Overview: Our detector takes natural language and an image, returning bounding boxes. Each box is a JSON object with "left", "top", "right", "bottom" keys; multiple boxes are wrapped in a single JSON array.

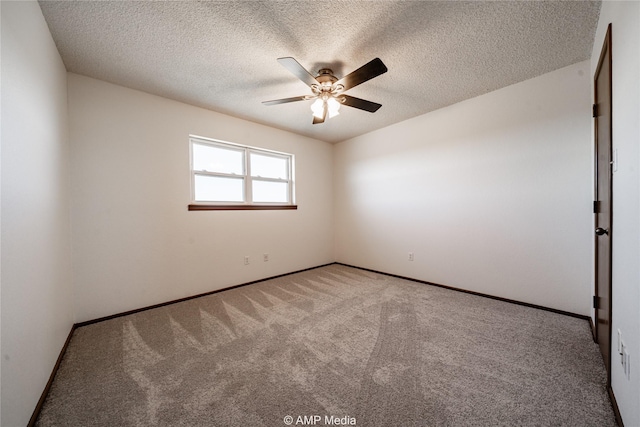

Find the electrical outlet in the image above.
[
  {"left": 408, "top": 252, "right": 414, "bottom": 261},
  {"left": 244, "top": 256, "right": 250, "bottom": 265},
  {"left": 624, "top": 349, "right": 630, "bottom": 380},
  {"left": 617, "top": 330, "right": 631, "bottom": 380},
  {"left": 618, "top": 329, "right": 623, "bottom": 354},
  {"left": 263, "top": 253, "right": 269, "bottom": 262}
]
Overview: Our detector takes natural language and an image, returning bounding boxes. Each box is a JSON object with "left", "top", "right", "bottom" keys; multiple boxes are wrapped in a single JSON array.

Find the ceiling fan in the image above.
[{"left": 263, "top": 57, "right": 388, "bottom": 124}]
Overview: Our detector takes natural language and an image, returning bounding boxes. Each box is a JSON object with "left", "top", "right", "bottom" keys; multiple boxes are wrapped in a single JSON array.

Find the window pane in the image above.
[
  {"left": 193, "top": 143, "right": 243, "bottom": 175},
  {"left": 194, "top": 175, "right": 244, "bottom": 202},
  {"left": 252, "top": 180, "right": 288, "bottom": 203},
  {"left": 250, "top": 153, "right": 288, "bottom": 179}
]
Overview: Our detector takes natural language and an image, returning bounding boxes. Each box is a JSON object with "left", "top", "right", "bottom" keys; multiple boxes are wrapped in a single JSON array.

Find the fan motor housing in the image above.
[{"left": 316, "top": 68, "right": 338, "bottom": 85}]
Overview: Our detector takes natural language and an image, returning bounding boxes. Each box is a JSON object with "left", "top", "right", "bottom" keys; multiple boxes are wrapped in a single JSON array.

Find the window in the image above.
[{"left": 189, "top": 136, "right": 296, "bottom": 210}]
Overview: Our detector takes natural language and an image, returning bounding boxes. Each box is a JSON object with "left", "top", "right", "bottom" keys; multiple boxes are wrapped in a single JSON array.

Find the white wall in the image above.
[
  {"left": 2, "top": 2, "right": 630, "bottom": 424},
  {"left": 591, "top": 2, "right": 640, "bottom": 425},
  {"left": 68, "top": 74, "right": 334, "bottom": 323},
  {"left": 334, "top": 61, "right": 593, "bottom": 316},
  {"left": 1, "top": 2, "right": 74, "bottom": 426}
]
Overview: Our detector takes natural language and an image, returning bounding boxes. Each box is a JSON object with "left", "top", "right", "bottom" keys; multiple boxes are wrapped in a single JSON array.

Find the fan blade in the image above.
[
  {"left": 341, "top": 95, "right": 382, "bottom": 113},
  {"left": 335, "top": 58, "right": 387, "bottom": 92},
  {"left": 312, "top": 102, "right": 327, "bottom": 124},
  {"left": 340, "top": 95, "right": 382, "bottom": 113},
  {"left": 277, "top": 57, "right": 318, "bottom": 88},
  {"left": 262, "top": 96, "right": 308, "bottom": 106}
]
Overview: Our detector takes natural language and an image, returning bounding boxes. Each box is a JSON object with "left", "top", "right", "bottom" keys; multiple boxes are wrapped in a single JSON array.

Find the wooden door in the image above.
[{"left": 594, "top": 24, "right": 613, "bottom": 383}]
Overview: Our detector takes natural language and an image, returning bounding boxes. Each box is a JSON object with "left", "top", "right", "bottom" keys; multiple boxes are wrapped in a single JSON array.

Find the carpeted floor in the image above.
[{"left": 36, "top": 264, "right": 616, "bottom": 426}]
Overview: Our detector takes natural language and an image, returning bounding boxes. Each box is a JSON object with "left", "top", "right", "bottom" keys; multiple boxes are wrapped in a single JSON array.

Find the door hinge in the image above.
[
  {"left": 593, "top": 295, "right": 599, "bottom": 309},
  {"left": 593, "top": 200, "right": 599, "bottom": 213},
  {"left": 593, "top": 103, "right": 598, "bottom": 118}
]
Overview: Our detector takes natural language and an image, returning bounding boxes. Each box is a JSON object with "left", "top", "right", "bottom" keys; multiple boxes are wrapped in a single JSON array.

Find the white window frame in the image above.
[{"left": 189, "top": 135, "right": 295, "bottom": 208}]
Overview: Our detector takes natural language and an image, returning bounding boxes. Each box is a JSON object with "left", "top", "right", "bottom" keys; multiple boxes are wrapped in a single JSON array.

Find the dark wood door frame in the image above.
[{"left": 593, "top": 23, "right": 613, "bottom": 387}]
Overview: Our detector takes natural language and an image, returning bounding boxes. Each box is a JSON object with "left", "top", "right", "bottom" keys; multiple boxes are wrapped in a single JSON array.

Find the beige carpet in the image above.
[{"left": 36, "top": 264, "right": 615, "bottom": 426}]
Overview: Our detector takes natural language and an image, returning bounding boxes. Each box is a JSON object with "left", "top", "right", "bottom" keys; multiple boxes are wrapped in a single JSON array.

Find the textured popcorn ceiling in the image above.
[{"left": 39, "top": 1, "right": 601, "bottom": 144}]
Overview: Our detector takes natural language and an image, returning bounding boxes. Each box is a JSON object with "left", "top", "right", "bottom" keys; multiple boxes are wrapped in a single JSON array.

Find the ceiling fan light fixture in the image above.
[
  {"left": 311, "top": 98, "right": 325, "bottom": 119},
  {"left": 327, "top": 97, "right": 341, "bottom": 118}
]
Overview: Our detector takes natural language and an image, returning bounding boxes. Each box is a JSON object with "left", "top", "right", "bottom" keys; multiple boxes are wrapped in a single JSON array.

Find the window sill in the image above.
[{"left": 188, "top": 204, "right": 297, "bottom": 211}]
